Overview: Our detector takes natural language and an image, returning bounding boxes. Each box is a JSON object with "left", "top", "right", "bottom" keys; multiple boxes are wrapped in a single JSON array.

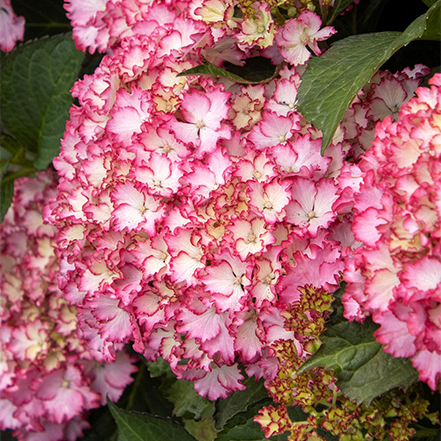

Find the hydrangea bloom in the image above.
[
  {"left": 0, "top": 170, "right": 137, "bottom": 441},
  {"left": 275, "top": 10, "right": 336, "bottom": 66},
  {"left": 47, "top": 0, "right": 346, "bottom": 402},
  {"left": 339, "top": 66, "right": 430, "bottom": 156},
  {"left": 342, "top": 74, "right": 441, "bottom": 391},
  {"left": 4, "top": 1, "right": 437, "bottom": 440},
  {"left": 0, "top": 0, "right": 25, "bottom": 52}
]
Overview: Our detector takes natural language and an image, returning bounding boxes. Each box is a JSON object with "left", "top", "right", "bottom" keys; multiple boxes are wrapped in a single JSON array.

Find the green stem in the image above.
[
  {"left": 1, "top": 168, "right": 35, "bottom": 184},
  {"left": 126, "top": 362, "right": 146, "bottom": 411}
]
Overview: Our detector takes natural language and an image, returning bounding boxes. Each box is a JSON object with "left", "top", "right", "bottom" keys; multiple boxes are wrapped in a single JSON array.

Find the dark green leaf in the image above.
[
  {"left": 12, "top": 0, "right": 71, "bottom": 41},
  {"left": 298, "top": 314, "right": 419, "bottom": 405},
  {"left": 421, "top": 0, "right": 438, "bottom": 7},
  {"left": 107, "top": 399, "right": 197, "bottom": 441},
  {"left": 297, "top": 1, "right": 441, "bottom": 154},
  {"left": 0, "top": 33, "right": 84, "bottom": 169},
  {"left": 315, "top": 428, "right": 340, "bottom": 441},
  {"left": 420, "top": 0, "right": 441, "bottom": 40},
  {"left": 286, "top": 406, "right": 308, "bottom": 423},
  {"left": 355, "top": 0, "right": 392, "bottom": 35},
  {"left": 215, "top": 378, "right": 269, "bottom": 431},
  {"left": 411, "top": 425, "right": 441, "bottom": 440},
  {"left": 0, "top": 430, "right": 17, "bottom": 441},
  {"left": 216, "top": 417, "right": 288, "bottom": 441},
  {"left": 81, "top": 405, "right": 117, "bottom": 441},
  {"left": 127, "top": 361, "right": 175, "bottom": 417},
  {"left": 0, "top": 159, "right": 11, "bottom": 178},
  {"left": 177, "top": 58, "right": 281, "bottom": 85},
  {"left": 167, "top": 379, "right": 214, "bottom": 420},
  {"left": 0, "top": 168, "right": 35, "bottom": 223},
  {"left": 222, "top": 57, "right": 282, "bottom": 84},
  {"left": 177, "top": 60, "right": 252, "bottom": 83},
  {"left": 327, "top": 0, "right": 355, "bottom": 25},
  {"left": 147, "top": 358, "right": 174, "bottom": 378},
  {"left": 1, "top": 136, "right": 21, "bottom": 157},
  {"left": 297, "top": 32, "right": 398, "bottom": 153},
  {"left": 0, "top": 177, "right": 14, "bottom": 222},
  {"left": 183, "top": 418, "right": 216, "bottom": 441}
]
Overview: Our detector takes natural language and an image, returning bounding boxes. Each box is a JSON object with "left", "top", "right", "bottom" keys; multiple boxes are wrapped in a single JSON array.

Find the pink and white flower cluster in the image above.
[
  {"left": 46, "top": 0, "right": 350, "bottom": 400},
  {"left": 64, "top": 0, "right": 335, "bottom": 70},
  {"left": 343, "top": 74, "right": 441, "bottom": 391},
  {"left": 339, "top": 65, "right": 430, "bottom": 157},
  {"left": 0, "top": 170, "right": 137, "bottom": 441}
]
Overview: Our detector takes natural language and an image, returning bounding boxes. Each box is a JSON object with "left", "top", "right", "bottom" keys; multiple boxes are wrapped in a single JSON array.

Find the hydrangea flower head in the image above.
[
  {"left": 45, "top": 0, "right": 351, "bottom": 404},
  {"left": 343, "top": 73, "right": 441, "bottom": 391},
  {"left": 0, "top": 170, "right": 137, "bottom": 441}
]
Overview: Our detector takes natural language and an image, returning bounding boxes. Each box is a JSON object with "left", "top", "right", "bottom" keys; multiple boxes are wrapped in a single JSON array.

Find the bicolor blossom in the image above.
[
  {"left": 275, "top": 10, "right": 336, "bottom": 66},
  {"left": 44, "top": 0, "right": 348, "bottom": 406},
  {"left": 342, "top": 74, "right": 441, "bottom": 391},
  {"left": 0, "top": 171, "right": 137, "bottom": 441},
  {"left": 1, "top": 1, "right": 431, "bottom": 440}
]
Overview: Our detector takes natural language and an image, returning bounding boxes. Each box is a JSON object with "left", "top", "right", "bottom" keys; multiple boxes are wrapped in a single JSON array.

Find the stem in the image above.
[
  {"left": 352, "top": 3, "right": 357, "bottom": 35},
  {"left": 1, "top": 168, "right": 35, "bottom": 184},
  {"left": 126, "top": 362, "right": 146, "bottom": 411}
]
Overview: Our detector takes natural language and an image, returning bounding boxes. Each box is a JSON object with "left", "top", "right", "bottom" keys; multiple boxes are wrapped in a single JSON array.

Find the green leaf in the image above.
[
  {"left": 12, "top": 0, "right": 72, "bottom": 41},
  {"left": 0, "top": 33, "right": 84, "bottom": 169},
  {"left": 215, "top": 378, "right": 269, "bottom": 431},
  {"left": 216, "top": 417, "right": 288, "bottom": 441},
  {"left": 297, "top": 300, "right": 419, "bottom": 405},
  {"left": 177, "top": 60, "right": 252, "bottom": 83},
  {"left": 327, "top": 0, "right": 355, "bottom": 25},
  {"left": 297, "top": 1, "right": 441, "bottom": 154},
  {"left": 183, "top": 418, "right": 216, "bottom": 441},
  {"left": 167, "top": 379, "right": 214, "bottom": 420},
  {"left": 127, "top": 361, "right": 175, "bottom": 418},
  {"left": 177, "top": 58, "right": 281, "bottom": 85},
  {"left": 420, "top": 1, "right": 441, "bottom": 40},
  {"left": 421, "top": 0, "right": 437, "bottom": 7},
  {"left": 107, "top": 399, "right": 198, "bottom": 441},
  {"left": 0, "top": 177, "right": 14, "bottom": 222},
  {"left": 412, "top": 424, "right": 441, "bottom": 440},
  {"left": 148, "top": 357, "right": 175, "bottom": 378},
  {"left": 0, "top": 168, "right": 36, "bottom": 223}
]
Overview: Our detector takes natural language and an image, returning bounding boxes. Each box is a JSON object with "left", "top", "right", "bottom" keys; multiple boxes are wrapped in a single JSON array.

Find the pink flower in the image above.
[
  {"left": 0, "top": 0, "right": 25, "bottom": 52},
  {"left": 248, "top": 179, "right": 291, "bottom": 224},
  {"left": 106, "top": 87, "right": 153, "bottom": 146},
  {"left": 229, "top": 216, "right": 276, "bottom": 260},
  {"left": 236, "top": 2, "right": 275, "bottom": 49},
  {"left": 131, "top": 152, "right": 183, "bottom": 198},
  {"left": 249, "top": 111, "right": 300, "bottom": 150},
  {"left": 64, "top": 0, "right": 112, "bottom": 52},
  {"left": 112, "top": 181, "right": 165, "bottom": 234},
  {"left": 275, "top": 11, "right": 336, "bottom": 66},
  {"left": 83, "top": 352, "right": 138, "bottom": 405},
  {"left": 166, "top": 228, "right": 207, "bottom": 285},
  {"left": 45, "top": 0, "right": 352, "bottom": 406},
  {"left": 0, "top": 171, "right": 137, "bottom": 439},
  {"left": 343, "top": 74, "right": 441, "bottom": 391},
  {"left": 190, "top": 363, "right": 246, "bottom": 400},
  {"left": 201, "top": 250, "right": 252, "bottom": 313},
  {"left": 286, "top": 177, "right": 339, "bottom": 237},
  {"left": 171, "top": 87, "right": 232, "bottom": 157},
  {"left": 36, "top": 366, "right": 99, "bottom": 424},
  {"left": 266, "top": 76, "right": 301, "bottom": 116}
]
